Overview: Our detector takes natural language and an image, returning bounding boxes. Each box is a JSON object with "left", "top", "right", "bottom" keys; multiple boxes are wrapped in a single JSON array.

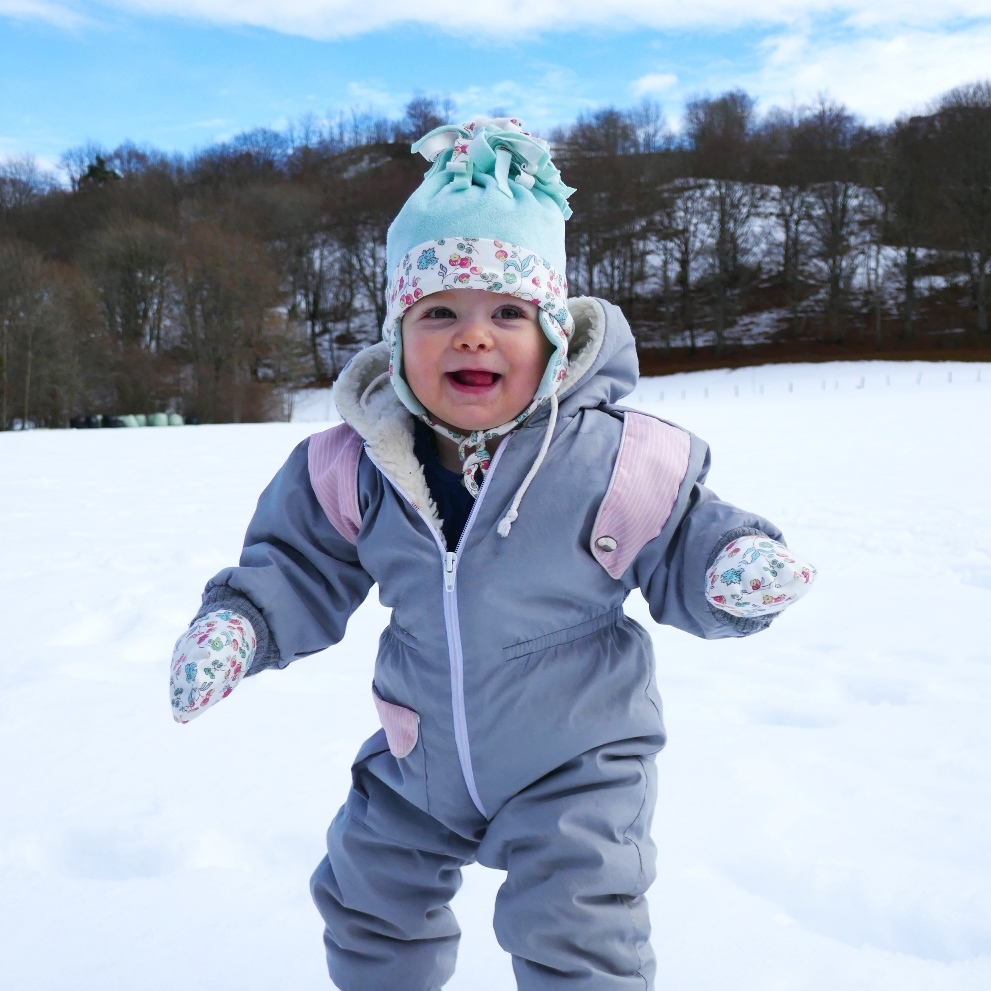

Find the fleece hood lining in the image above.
[{"left": 334, "top": 350, "right": 442, "bottom": 532}]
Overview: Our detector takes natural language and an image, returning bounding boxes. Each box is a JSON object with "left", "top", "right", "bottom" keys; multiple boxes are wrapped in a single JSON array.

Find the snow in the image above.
[{"left": 2, "top": 359, "right": 990, "bottom": 991}]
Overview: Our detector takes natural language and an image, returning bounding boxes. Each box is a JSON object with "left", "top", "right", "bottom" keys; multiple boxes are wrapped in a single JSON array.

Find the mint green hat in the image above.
[{"left": 383, "top": 117, "right": 576, "bottom": 499}]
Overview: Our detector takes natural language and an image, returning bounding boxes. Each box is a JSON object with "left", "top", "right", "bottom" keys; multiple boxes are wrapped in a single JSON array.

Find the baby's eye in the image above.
[
  {"left": 423, "top": 306, "right": 456, "bottom": 319},
  {"left": 494, "top": 305, "right": 526, "bottom": 319}
]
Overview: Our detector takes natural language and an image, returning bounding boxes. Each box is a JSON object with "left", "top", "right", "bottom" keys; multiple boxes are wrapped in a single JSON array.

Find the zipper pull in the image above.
[{"left": 444, "top": 551, "right": 458, "bottom": 591}]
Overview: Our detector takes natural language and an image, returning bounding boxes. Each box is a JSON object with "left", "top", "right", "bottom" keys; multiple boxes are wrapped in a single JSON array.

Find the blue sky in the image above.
[{"left": 2, "top": 2, "right": 990, "bottom": 167}]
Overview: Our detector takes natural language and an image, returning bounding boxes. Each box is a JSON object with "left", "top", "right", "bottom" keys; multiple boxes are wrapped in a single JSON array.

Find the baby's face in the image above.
[{"left": 402, "top": 288, "right": 551, "bottom": 432}]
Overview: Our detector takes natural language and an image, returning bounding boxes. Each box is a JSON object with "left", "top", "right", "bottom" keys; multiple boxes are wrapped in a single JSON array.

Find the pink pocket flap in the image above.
[{"left": 371, "top": 684, "right": 420, "bottom": 758}]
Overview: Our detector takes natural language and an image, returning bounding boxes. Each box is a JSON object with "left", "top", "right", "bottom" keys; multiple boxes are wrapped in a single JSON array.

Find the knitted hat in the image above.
[{"left": 383, "top": 117, "right": 576, "bottom": 497}]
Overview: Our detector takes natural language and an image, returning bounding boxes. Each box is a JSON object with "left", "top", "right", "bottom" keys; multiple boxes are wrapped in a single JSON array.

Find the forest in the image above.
[{"left": 1, "top": 84, "right": 989, "bottom": 428}]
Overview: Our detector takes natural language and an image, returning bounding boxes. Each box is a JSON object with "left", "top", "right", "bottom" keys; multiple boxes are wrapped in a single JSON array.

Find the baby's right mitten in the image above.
[{"left": 170, "top": 611, "right": 256, "bottom": 723}]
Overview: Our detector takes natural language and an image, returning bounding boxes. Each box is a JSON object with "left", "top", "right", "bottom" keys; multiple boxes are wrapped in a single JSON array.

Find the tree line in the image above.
[{"left": 1, "top": 86, "right": 989, "bottom": 428}]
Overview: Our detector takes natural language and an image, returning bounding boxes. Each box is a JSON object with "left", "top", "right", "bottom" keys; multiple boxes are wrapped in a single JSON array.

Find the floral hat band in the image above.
[{"left": 383, "top": 236, "right": 573, "bottom": 344}]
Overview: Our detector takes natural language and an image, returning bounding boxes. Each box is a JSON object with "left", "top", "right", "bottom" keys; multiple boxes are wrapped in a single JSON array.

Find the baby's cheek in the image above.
[
  {"left": 399, "top": 331, "right": 433, "bottom": 395},
  {"left": 527, "top": 339, "right": 553, "bottom": 389},
  {"left": 519, "top": 323, "right": 553, "bottom": 384}
]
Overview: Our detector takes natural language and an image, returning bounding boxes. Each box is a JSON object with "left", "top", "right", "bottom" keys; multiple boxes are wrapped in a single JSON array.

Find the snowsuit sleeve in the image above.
[
  {"left": 195, "top": 438, "right": 374, "bottom": 674},
  {"left": 631, "top": 431, "right": 784, "bottom": 639}
]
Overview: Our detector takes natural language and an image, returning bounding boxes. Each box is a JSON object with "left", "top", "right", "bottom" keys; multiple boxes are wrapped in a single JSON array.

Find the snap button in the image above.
[{"left": 595, "top": 536, "right": 618, "bottom": 552}]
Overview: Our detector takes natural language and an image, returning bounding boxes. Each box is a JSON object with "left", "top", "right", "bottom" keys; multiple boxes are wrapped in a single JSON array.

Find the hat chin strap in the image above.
[
  {"left": 496, "top": 391, "right": 558, "bottom": 537},
  {"left": 426, "top": 415, "right": 521, "bottom": 498},
  {"left": 423, "top": 387, "right": 559, "bottom": 534}
]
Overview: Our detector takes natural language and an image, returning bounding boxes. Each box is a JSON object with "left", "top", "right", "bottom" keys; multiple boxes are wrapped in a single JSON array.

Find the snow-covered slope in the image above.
[{"left": 2, "top": 361, "right": 989, "bottom": 991}]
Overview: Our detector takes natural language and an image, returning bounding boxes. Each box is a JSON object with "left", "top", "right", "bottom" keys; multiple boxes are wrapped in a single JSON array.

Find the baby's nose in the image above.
[{"left": 455, "top": 321, "right": 493, "bottom": 349}]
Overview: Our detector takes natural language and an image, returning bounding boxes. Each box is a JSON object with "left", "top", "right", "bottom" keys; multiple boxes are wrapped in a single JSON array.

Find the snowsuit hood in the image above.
[{"left": 333, "top": 296, "right": 635, "bottom": 531}]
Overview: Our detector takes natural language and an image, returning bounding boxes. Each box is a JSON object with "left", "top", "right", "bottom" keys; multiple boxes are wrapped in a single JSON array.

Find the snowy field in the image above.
[{"left": 2, "top": 360, "right": 990, "bottom": 991}]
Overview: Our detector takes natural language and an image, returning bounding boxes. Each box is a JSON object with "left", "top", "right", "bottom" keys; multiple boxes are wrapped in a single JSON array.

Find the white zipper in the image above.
[{"left": 364, "top": 438, "right": 512, "bottom": 818}]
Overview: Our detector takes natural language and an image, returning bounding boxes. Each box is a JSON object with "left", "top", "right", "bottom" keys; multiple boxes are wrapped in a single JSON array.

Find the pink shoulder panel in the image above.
[
  {"left": 307, "top": 423, "right": 364, "bottom": 545},
  {"left": 591, "top": 413, "right": 692, "bottom": 579}
]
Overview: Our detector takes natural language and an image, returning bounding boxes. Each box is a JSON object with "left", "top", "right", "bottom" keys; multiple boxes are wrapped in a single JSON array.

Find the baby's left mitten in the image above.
[
  {"left": 170, "top": 611, "right": 256, "bottom": 723},
  {"left": 706, "top": 534, "right": 816, "bottom": 618}
]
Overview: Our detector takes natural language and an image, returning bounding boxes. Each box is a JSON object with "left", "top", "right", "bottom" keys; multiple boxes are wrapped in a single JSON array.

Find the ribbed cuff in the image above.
[
  {"left": 195, "top": 585, "right": 280, "bottom": 675},
  {"left": 705, "top": 528, "right": 777, "bottom": 634}
]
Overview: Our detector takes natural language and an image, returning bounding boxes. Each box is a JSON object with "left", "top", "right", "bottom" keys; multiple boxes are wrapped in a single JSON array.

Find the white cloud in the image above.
[
  {"left": 0, "top": 0, "right": 88, "bottom": 27},
  {"left": 345, "top": 80, "right": 405, "bottom": 114},
  {"left": 5, "top": 1, "right": 989, "bottom": 140},
  {"left": 748, "top": 24, "right": 991, "bottom": 121},
  {"left": 63, "top": 1, "right": 991, "bottom": 40},
  {"left": 325, "top": 73, "right": 593, "bottom": 135},
  {"left": 633, "top": 72, "right": 679, "bottom": 96},
  {"left": 0, "top": 145, "right": 63, "bottom": 173},
  {"left": 446, "top": 73, "right": 589, "bottom": 132}
]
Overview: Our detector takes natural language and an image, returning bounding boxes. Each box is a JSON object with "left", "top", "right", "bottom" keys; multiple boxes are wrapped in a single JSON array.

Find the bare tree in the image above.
[
  {"left": 561, "top": 142, "right": 664, "bottom": 315},
  {"left": 808, "top": 180, "right": 855, "bottom": 342},
  {"left": 0, "top": 238, "right": 35, "bottom": 431},
  {"left": 932, "top": 81, "right": 991, "bottom": 332},
  {"left": 83, "top": 219, "right": 175, "bottom": 351},
  {"left": 560, "top": 107, "right": 638, "bottom": 156},
  {"left": 758, "top": 107, "right": 815, "bottom": 337},
  {"left": 60, "top": 143, "right": 107, "bottom": 191},
  {"left": 274, "top": 185, "right": 354, "bottom": 380},
  {"left": 628, "top": 100, "right": 672, "bottom": 154},
  {"left": 0, "top": 157, "right": 56, "bottom": 215},
  {"left": 287, "top": 227, "right": 356, "bottom": 381},
  {"left": 798, "top": 99, "right": 868, "bottom": 342},
  {"left": 887, "top": 116, "right": 937, "bottom": 338},
  {"left": 174, "top": 220, "right": 281, "bottom": 422},
  {"left": 333, "top": 147, "right": 423, "bottom": 368},
  {"left": 0, "top": 242, "right": 95, "bottom": 428},
  {"left": 686, "top": 91, "right": 761, "bottom": 350},
  {"left": 780, "top": 185, "right": 812, "bottom": 336},
  {"left": 685, "top": 90, "right": 755, "bottom": 161},
  {"left": 669, "top": 181, "right": 712, "bottom": 350},
  {"left": 401, "top": 94, "right": 455, "bottom": 140},
  {"left": 260, "top": 311, "right": 312, "bottom": 422},
  {"left": 862, "top": 183, "right": 891, "bottom": 347}
]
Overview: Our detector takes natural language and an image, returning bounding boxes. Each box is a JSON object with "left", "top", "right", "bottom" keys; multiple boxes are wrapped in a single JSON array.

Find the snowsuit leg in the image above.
[
  {"left": 477, "top": 742, "right": 658, "bottom": 991},
  {"left": 310, "top": 750, "right": 478, "bottom": 991}
]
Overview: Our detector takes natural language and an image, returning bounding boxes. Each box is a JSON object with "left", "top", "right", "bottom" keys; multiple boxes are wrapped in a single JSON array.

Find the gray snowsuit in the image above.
[{"left": 196, "top": 297, "right": 782, "bottom": 991}]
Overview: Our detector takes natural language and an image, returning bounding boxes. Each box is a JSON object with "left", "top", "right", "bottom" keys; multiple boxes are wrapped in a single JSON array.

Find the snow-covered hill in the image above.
[{"left": 2, "top": 360, "right": 989, "bottom": 990}]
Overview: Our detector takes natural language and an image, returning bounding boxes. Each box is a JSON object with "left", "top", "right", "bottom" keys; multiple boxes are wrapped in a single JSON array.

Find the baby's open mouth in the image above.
[{"left": 448, "top": 370, "right": 501, "bottom": 387}]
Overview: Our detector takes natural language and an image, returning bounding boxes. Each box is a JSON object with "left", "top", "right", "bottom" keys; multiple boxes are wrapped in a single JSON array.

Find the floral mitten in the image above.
[
  {"left": 170, "top": 611, "right": 256, "bottom": 723},
  {"left": 706, "top": 534, "right": 816, "bottom": 618}
]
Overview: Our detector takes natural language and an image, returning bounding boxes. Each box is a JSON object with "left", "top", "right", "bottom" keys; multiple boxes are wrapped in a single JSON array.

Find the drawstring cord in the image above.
[{"left": 497, "top": 392, "right": 558, "bottom": 538}]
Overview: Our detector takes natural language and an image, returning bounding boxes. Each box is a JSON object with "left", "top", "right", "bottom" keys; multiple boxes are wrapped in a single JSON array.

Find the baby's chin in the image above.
[
  {"left": 435, "top": 416, "right": 504, "bottom": 433},
  {"left": 427, "top": 407, "right": 526, "bottom": 434}
]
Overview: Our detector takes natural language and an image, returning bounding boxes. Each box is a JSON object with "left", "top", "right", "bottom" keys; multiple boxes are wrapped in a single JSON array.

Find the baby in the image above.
[{"left": 170, "top": 118, "right": 816, "bottom": 991}]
